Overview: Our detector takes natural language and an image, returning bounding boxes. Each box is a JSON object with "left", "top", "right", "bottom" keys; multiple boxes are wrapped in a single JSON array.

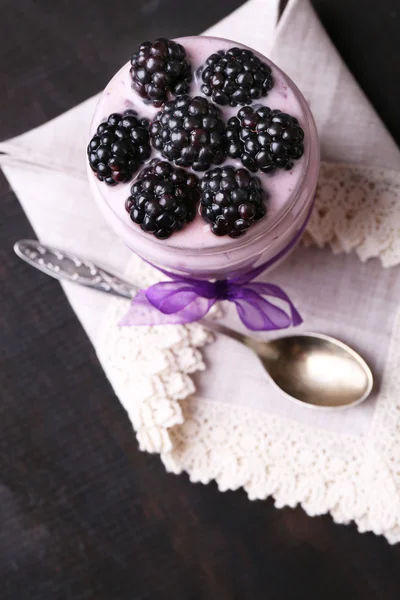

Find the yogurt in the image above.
[{"left": 88, "top": 36, "right": 319, "bottom": 279}]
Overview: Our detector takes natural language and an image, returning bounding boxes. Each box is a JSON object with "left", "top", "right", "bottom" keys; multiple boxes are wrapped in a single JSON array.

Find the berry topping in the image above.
[
  {"left": 199, "top": 47, "right": 273, "bottom": 107},
  {"left": 130, "top": 38, "right": 192, "bottom": 107},
  {"left": 88, "top": 110, "right": 151, "bottom": 185},
  {"left": 225, "top": 106, "right": 304, "bottom": 174},
  {"left": 200, "top": 166, "right": 267, "bottom": 237},
  {"left": 149, "top": 95, "right": 226, "bottom": 171},
  {"left": 126, "top": 159, "right": 200, "bottom": 239}
]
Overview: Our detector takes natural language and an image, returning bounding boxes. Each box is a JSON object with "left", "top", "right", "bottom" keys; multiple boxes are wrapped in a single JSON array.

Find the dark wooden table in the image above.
[{"left": 1, "top": 1, "right": 400, "bottom": 598}]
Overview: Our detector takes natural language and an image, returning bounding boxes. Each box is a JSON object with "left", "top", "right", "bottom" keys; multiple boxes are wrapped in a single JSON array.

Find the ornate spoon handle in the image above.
[{"left": 14, "top": 240, "right": 139, "bottom": 299}]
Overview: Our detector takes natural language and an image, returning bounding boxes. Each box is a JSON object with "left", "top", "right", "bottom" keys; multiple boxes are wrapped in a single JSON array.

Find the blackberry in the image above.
[
  {"left": 87, "top": 110, "right": 151, "bottom": 185},
  {"left": 126, "top": 160, "right": 200, "bottom": 239},
  {"left": 149, "top": 95, "right": 226, "bottom": 171},
  {"left": 200, "top": 166, "right": 267, "bottom": 238},
  {"left": 199, "top": 47, "right": 273, "bottom": 107},
  {"left": 130, "top": 38, "right": 192, "bottom": 107},
  {"left": 225, "top": 105, "right": 304, "bottom": 174}
]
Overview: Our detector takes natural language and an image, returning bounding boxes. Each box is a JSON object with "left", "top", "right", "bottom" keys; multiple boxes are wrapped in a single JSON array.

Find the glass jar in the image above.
[{"left": 88, "top": 36, "right": 320, "bottom": 281}]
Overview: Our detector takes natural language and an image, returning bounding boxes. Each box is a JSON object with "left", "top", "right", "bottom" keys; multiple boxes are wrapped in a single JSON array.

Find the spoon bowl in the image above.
[
  {"left": 252, "top": 332, "right": 373, "bottom": 409},
  {"left": 200, "top": 321, "right": 373, "bottom": 409}
]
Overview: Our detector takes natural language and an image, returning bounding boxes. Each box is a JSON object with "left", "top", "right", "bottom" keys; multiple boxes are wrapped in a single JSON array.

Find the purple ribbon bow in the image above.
[{"left": 121, "top": 206, "right": 312, "bottom": 331}]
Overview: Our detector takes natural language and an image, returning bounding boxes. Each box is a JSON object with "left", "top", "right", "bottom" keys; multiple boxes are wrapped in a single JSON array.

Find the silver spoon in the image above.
[{"left": 14, "top": 239, "right": 373, "bottom": 410}]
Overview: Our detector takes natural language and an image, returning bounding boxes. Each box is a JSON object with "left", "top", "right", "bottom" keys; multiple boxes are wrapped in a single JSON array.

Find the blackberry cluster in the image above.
[
  {"left": 88, "top": 111, "right": 151, "bottom": 185},
  {"left": 130, "top": 38, "right": 192, "bottom": 107},
  {"left": 200, "top": 167, "right": 266, "bottom": 237},
  {"left": 225, "top": 105, "right": 304, "bottom": 174},
  {"left": 149, "top": 95, "right": 226, "bottom": 171},
  {"left": 126, "top": 160, "right": 200, "bottom": 239},
  {"left": 199, "top": 47, "right": 273, "bottom": 107}
]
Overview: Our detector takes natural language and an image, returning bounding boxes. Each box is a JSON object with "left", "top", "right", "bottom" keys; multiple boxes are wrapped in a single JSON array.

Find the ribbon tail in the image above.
[{"left": 120, "top": 289, "right": 215, "bottom": 327}]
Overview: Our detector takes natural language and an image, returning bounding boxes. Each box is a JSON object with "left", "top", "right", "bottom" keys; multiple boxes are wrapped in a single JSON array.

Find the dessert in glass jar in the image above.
[{"left": 88, "top": 36, "right": 319, "bottom": 280}]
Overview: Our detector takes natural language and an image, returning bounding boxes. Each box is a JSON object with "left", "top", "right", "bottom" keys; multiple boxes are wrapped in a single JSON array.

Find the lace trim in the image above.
[
  {"left": 370, "top": 305, "right": 400, "bottom": 543},
  {"left": 306, "top": 162, "right": 400, "bottom": 267},
  {"left": 97, "top": 161, "right": 400, "bottom": 543},
  {"left": 162, "top": 399, "right": 400, "bottom": 541},
  {"left": 96, "top": 256, "right": 213, "bottom": 455}
]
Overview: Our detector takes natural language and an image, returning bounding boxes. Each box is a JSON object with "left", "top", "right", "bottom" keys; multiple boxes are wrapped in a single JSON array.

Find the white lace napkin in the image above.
[{"left": 2, "top": 0, "right": 400, "bottom": 543}]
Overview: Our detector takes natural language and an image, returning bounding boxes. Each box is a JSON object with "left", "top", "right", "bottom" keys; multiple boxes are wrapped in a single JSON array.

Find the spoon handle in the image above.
[
  {"left": 196, "top": 318, "right": 250, "bottom": 345},
  {"left": 13, "top": 239, "right": 139, "bottom": 299}
]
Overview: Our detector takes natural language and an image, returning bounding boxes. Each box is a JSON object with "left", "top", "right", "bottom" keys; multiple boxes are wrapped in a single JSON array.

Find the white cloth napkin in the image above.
[{"left": 3, "top": 0, "right": 400, "bottom": 542}]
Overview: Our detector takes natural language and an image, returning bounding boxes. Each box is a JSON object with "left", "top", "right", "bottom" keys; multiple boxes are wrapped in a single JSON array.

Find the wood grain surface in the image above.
[{"left": 1, "top": 1, "right": 400, "bottom": 598}]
